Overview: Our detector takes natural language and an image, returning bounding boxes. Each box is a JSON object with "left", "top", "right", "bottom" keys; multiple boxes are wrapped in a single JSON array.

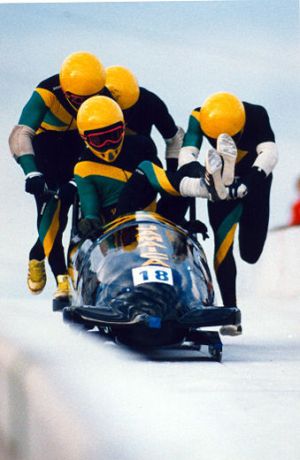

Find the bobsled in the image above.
[{"left": 64, "top": 211, "right": 241, "bottom": 361}]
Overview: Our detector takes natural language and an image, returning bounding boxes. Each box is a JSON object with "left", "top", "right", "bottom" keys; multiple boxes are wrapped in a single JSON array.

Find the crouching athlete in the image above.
[
  {"left": 74, "top": 96, "right": 225, "bottom": 240},
  {"left": 178, "top": 91, "right": 279, "bottom": 336},
  {"left": 8, "top": 51, "right": 110, "bottom": 309},
  {"left": 73, "top": 96, "right": 162, "bottom": 239},
  {"left": 105, "top": 65, "right": 185, "bottom": 171},
  {"left": 105, "top": 65, "right": 189, "bottom": 222}
]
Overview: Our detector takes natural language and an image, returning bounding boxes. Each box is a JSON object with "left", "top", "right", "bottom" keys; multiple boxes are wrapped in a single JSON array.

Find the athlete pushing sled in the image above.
[{"left": 62, "top": 96, "right": 242, "bottom": 360}]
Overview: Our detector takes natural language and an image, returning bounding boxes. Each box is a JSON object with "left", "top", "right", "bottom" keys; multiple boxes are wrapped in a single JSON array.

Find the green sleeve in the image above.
[
  {"left": 17, "top": 154, "right": 38, "bottom": 175},
  {"left": 182, "top": 114, "right": 203, "bottom": 149},
  {"left": 74, "top": 174, "right": 101, "bottom": 220},
  {"left": 19, "top": 91, "right": 49, "bottom": 131}
]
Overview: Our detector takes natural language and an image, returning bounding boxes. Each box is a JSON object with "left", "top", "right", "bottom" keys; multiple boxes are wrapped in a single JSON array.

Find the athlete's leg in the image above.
[
  {"left": 115, "top": 168, "right": 158, "bottom": 216},
  {"left": 156, "top": 195, "right": 191, "bottom": 224},
  {"left": 239, "top": 174, "right": 272, "bottom": 263},
  {"left": 29, "top": 194, "right": 46, "bottom": 261},
  {"left": 47, "top": 200, "right": 71, "bottom": 278},
  {"left": 33, "top": 131, "right": 82, "bottom": 279},
  {"left": 116, "top": 157, "right": 221, "bottom": 219},
  {"left": 208, "top": 200, "right": 243, "bottom": 307},
  {"left": 38, "top": 196, "right": 73, "bottom": 279},
  {"left": 157, "top": 162, "right": 203, "bottom": 223},
  {"left": 116, "top": 160, "right": 185, "bottom": 216},
  {"left": 27, "top": 194, "right": 47, "bottom": 294}
]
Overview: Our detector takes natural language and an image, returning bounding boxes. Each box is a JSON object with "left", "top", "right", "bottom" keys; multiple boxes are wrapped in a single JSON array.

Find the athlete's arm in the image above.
[
  {"left": 74, "top": 167, "right": 101, "bottom": 220},
  {"left": 178, "top": 109, "right": 203, "bottom": 167},
  {"left": 252, "top": 107, "right": 278, "bottom": 175},
  {"left": 8, "top": 90, "right": 51, "bottom": 174}
]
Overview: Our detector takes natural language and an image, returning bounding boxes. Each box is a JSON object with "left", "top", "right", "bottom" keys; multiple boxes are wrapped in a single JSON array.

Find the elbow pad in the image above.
[
  {"left": 165, "top": 126, "right": 185, "bottom": 159},
  {"left": 178, "top": 146, "right": 200, "bottom": 168},
  {"left": 254, "top": 141, "right": 278, "bottom": 176},
  {"left": 9, "top": 124, "right": 35, "bottom": 160}
]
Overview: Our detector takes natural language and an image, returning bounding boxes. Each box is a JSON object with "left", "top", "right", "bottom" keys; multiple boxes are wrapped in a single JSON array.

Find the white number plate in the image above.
[{"left": 132, "top": 266, "right": 173, "bottom": 286}]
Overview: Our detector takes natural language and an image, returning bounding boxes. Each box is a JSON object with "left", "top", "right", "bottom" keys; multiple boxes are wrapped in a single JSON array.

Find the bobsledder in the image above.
[{"left": 63, "top": 211, "right": 241, "bottom": 361}]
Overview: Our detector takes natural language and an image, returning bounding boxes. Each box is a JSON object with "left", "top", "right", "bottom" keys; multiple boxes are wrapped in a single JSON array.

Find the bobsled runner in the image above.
[{"left": 63, "top": 211, "right": 241, "bottom": 361}]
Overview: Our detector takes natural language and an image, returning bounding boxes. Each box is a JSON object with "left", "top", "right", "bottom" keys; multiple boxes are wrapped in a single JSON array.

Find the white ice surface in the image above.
[{"left": 1, "top": 268, "right": 299, "bottom": 460}]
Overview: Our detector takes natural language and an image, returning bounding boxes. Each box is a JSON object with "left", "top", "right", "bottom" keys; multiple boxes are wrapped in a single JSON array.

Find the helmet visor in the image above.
[{"left": 84, "top": 122, "right": 125, "bottom": 152}]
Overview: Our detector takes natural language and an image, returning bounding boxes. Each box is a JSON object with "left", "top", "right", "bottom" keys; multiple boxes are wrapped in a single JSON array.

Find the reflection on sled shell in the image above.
[{"left": 66, "top": 212, "right": 240, "bottom": 347}]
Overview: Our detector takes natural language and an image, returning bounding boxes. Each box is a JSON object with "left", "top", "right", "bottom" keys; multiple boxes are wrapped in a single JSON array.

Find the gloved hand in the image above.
[
  {"left": 166, "top": 158, "right": 178, "bottom": 172},
  {"left": 25, "top": 172, "right": 47, "bottom": 196},
  {"left": 78, "top": 217, "right": 103, "bottom": 240},
  {"left": 226, "top": 178, "right": 248, "bottom": 199},
  {"left": 57, "top": 181, "right": 77, "bottom": 206},
  {"left": 181, "top": 219, "right": 209, "bottom": 240},
  {"left": 227, "top": 167, "right": 266, "bottom": 199}
]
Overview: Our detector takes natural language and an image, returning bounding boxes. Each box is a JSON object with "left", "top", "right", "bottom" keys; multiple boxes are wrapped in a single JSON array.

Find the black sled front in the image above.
[{"left": 65, "top": 212, "right": 240, "bottom": 350}]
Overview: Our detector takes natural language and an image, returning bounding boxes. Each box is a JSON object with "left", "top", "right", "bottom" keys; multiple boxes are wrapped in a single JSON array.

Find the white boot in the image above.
[
  {"left": 220, "top": 324, "right": 243, "bottom": 336},
  {"left": 205, "top": 148, "right": 228, "bottom": 200},
  {"left": 217, "top": 133, "right": 237, "bottom": 186}
]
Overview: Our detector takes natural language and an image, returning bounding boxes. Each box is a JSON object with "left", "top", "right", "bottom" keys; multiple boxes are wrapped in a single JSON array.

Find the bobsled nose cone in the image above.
[{"left": 116, "top": 283, "right": 179, "bottom": 323}]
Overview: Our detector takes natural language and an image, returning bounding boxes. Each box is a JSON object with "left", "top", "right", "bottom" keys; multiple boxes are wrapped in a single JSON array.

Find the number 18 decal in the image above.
[{"left": 132, "top": 266, "right": 173, "bottom": 286}]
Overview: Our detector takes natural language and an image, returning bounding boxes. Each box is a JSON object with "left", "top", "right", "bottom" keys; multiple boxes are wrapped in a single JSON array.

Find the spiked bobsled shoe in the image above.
[
  {"left": 217, "top": 133, "right": 237, "bottom": 186},
  {"left": 205, "top": 148, "right": 228, "bottom": 200},
  {"left": 220, "top": 324, "right": 243, "bottom": 336},
  {"left": 52, "top": 274, "right": 72, "bottom": 311},
  {"left": 27, "top": 259, "right": 46, "bottom": 294}
]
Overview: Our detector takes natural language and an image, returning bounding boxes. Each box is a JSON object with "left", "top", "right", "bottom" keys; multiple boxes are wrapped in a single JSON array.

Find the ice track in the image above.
[{"left": 1, "top": 228, "right": 300, "bottom": 460}]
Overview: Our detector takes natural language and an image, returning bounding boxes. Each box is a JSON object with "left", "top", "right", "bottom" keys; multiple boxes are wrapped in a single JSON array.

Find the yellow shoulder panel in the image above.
[
  {"left": 35, "top": 88, "right": 77, "bottom": 127},
  {"left": 74, "top": 161, "right": 132, "bottom": 182},
  {"left": 191, "top": 108, "right": 201, "bottom": 123},
  {"left": 35, "top": 88, "right": 55, "bottom": 108}
]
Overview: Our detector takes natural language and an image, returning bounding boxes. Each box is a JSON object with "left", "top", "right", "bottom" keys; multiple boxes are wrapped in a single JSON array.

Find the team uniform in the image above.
[
  {"left": 180, "top": 101, "right": 277, "bottom": 307},
  {"left": 116, "top": 159, "right": 208, "bottom": 220},
  {"left": 74, "top": 135, "right": 162, "bottom": 223},
  {"left": 9, "top": 73, "right": 111, "bottom": 279},
  {"left": 124, "top": 87, "right": 181, "bottom": 165},
  {"left": 121, "top": 86, "right": 188, "bottom": 220},
  {"left": 74, "top": 87, "right": 185, "bottom": 223}
]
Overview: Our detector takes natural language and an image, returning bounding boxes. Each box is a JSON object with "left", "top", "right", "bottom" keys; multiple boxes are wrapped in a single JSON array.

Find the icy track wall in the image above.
[
  {"left": 236, "top": 226, "right": 300, "bottom": 299},
  {"left": 259, "top": 226, "right": 300, "bottom": 298},
  {"left": 0, "top": 304, "right": 191, "bottom": 460},
  {"left": 0, "top": 227, "right": 298, "bottom": 460}
]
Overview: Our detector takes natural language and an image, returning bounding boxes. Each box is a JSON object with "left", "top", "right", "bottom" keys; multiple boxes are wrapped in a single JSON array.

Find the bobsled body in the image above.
[{"left": 65, "top": 212, "right": 240, "bottom": 350}]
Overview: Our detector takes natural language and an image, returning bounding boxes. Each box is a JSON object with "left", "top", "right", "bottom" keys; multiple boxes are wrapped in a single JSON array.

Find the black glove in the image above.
[
  {"left": 78, "top": 217, "right": 103, "bottom": 240},
  {"left": 227, "top": 167, "right": 266, "bottom": 199},
  {"left": 166, "top": 158, "right": 178, "bottom": 172},
  {"left": 226, "top": 178, "right": 247, "bottom": 199},
  {"left": 181, "top": 219, "right": 209, "bottom": 240},
  {"left": 57, "top": 181, "right": 77, "bottom": 206},
  {"left": 25, "top": 172, "right": 47, "bottom": 196}
]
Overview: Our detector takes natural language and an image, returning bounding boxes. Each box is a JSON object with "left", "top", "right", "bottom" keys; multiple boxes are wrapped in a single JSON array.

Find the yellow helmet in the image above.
[
  {"left": 77, "top": 95, "right": 125, "bottom": 162},
  {"left": 199, "top": 92, "right": 246, "bottom": 138},
  {"left": 105, "top": 65, "right": 140, "bottom": 110},
  {"left": 60, "top": 51, "right": 106, "bottom": 109}
]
